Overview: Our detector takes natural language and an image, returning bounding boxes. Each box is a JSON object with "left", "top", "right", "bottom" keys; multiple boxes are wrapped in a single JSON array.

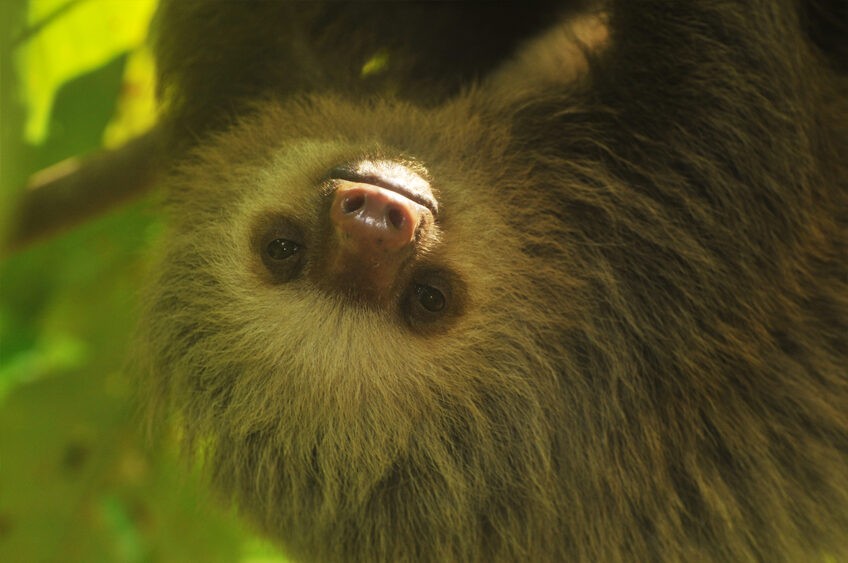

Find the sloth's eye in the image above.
[
  {"left": 415, "top": 284, "right": 445, "bottom": 312},
  {"left": 403, "top": 270, "right": 465, "bottom": 333},
  {"left": 253, "top": 215, "right": 306, "bottom": 284},
  {"left": 266, "top": 238, "right": 300, "bottom": 260}
]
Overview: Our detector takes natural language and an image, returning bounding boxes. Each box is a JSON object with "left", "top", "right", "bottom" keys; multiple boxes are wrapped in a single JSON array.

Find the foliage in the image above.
[{"left": 0, "top": 2, "right": 287, "bottom": 561}]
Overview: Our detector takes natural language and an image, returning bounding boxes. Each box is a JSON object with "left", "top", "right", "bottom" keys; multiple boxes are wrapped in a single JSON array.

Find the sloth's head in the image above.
[{"left": 140, "top": 95, "right": 575, "bottom": 557}]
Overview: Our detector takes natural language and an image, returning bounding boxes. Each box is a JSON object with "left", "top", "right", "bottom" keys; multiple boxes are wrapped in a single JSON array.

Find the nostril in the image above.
[
  {"left": 342, "top": 194, "right": 365, "bottom": 213},
  {"left": 387, "top": 207, "right": 406, "bottom": 230}
]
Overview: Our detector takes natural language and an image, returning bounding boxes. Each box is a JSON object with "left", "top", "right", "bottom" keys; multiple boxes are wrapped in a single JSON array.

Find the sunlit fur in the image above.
[
  {"left": 140, "top": 1, "right": 847, "bottom": 561},
  {"left": 141, "top": 98, "right": 569, "bottom": 561}
]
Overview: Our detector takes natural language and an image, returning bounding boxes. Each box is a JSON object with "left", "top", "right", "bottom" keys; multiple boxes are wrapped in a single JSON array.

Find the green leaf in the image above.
[{"left": 17, "top": 0, "right": 157, "bottom": 144}]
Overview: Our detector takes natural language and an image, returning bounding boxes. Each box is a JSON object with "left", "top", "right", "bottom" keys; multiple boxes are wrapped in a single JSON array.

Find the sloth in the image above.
[{"left": 139, "top": 1, "right": 848, "bottom": 561}]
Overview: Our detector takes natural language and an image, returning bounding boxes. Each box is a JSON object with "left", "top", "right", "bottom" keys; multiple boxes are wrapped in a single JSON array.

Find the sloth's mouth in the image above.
[{"left": 326, "top": 160, "right": 438, "bottom": 218}]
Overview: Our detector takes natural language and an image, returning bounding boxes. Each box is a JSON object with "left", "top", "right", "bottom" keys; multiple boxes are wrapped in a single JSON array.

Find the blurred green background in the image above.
[{"left": 0, "top": 1, "right": 287, "bottom": 561}]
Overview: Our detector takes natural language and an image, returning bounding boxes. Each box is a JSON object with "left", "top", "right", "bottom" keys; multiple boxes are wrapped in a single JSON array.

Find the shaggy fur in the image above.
[{"left": 140, "top": 1, "right": 848, "bottom": 561}]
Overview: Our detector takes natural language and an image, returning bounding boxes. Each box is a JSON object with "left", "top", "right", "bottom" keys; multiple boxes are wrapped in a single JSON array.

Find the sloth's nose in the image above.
[{"left": 331, "top": 181, "right": 428, "bottom": 252}]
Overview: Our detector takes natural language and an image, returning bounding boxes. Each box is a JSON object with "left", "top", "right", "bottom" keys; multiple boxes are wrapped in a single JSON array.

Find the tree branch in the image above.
[{"left": 4, "top": 129, "right": 164, "bottom": 254}]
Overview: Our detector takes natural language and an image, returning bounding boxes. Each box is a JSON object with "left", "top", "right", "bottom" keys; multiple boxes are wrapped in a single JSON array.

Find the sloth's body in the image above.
[{"left": 141, "top": 1, "right": 848, "bottom": 561}]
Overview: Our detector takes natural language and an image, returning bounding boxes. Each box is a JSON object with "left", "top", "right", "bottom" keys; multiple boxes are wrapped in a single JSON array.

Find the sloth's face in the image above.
[{"left": 142, "top": 97, "right": 569, "bottom": 519}]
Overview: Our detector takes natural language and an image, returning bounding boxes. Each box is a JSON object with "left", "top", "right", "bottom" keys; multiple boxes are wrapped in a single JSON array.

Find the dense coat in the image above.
[{"left": 140, "top": 1, "right": 848, "bottom": 561}]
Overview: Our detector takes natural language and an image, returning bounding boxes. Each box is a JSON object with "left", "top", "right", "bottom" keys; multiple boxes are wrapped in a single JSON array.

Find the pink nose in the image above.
[{"left": 330, "top": 181, "right": 424, "bottom": 253}]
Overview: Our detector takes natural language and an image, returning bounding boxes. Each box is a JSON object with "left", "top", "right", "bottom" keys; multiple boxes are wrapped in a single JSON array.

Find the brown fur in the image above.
[{"left": 139, "top": 1, "right": 848, "bottom": 561}]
